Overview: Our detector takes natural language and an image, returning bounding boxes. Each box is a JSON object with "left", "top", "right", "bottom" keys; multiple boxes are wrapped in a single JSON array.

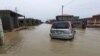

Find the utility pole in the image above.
[
  {"left": 62, "top": 5, "right": 64, "bottom": 19},
  {"left": 62, "top": 5, "right": 64, "bottom": 16}
]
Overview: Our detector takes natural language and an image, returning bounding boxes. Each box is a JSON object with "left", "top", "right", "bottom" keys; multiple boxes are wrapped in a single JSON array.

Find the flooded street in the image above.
[{"left": 0, "top": 24, "right": 100, "bottom": 56}]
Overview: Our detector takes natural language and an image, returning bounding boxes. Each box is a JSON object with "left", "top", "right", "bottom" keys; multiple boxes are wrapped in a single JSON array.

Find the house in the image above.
[
  {"left": 19, "top": 18, "right": 42, "bottom": 26},
  {"left": 34, "top": 19, "right": 42, "bottom": 25},
  {"left": 25, "top": 18, "right": 34, "bottom": 26},
  {"left": 87, "top": 14, "right": 100, "bottom": 27},
  {"left": 19, "top": 18, "right": 33, "bottom": 26},
  {"left": 56, "top": 15, "right": 83, "bottom": 27},
  {"left": 56, "top": 15, "right": 79, "bottom": 21},
  {"left": 0, "top": 10, "right": 24, "bottom": 31},
  {"left": 45, "top": 19, "right": 57, "bottom": 24}
]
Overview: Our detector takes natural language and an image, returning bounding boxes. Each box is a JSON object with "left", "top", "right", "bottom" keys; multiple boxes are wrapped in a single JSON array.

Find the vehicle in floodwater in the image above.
[{"left": 50, "top": 21, "right": 76, "bottom": 40}]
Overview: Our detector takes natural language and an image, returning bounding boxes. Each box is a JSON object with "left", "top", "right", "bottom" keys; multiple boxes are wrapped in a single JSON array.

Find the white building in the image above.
[{"left": 0, "top": 17, "right": 4, "bottom": 45}]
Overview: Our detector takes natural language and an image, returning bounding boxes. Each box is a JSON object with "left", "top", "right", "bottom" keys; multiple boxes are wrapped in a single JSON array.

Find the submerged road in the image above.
[{"left": 0, "top": 24, "right": 100, "bottom": 56}]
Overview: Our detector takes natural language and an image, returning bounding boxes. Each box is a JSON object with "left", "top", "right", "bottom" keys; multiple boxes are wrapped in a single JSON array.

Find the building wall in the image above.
[
  {"left": 10, "top": 13, "right": 19, "bottom": 28},
  {"left": 0, "top": 11, "right": 13, "bottom": 31},
  {"left": 56, "top": 15, "right": 83, "bottom": 27},
  {"left": 87, "top": 15, "right": 100, "bottom": 27},
  {"left": 0, "top": 11, "right": 21, "bottom": 31},
  {"left": 26, "top": 19, "right": 33, "bottom": 26},
  {"left": 56, "top": 15, "right": 79, "bottom": 21},
  {"left": 19, "top": 19, "right": 37, "bottom": 26}
]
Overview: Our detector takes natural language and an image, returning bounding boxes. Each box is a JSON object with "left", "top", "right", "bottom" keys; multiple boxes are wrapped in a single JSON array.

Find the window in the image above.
[
  {"left": 52, "top": 22, "right": 69, "bottom": 29},
  {"left": 96, "top": 18, "right": 100, "bottom": 23}
]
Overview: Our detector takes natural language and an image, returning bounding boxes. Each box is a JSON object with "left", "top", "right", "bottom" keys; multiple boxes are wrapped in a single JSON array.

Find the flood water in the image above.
[{"left": 0, "top": 24, "right": 100, "bottom": 56}]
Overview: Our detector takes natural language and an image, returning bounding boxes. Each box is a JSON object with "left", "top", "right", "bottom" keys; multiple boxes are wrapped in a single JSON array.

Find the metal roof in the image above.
[{"left": 0, "top": 10, "right": 24, "bottom": 16}]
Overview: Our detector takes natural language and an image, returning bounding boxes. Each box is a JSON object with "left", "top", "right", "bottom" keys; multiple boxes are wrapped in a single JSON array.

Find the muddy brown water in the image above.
[{"left": 0, "top": 24, "right": 100, "bottom": 56}]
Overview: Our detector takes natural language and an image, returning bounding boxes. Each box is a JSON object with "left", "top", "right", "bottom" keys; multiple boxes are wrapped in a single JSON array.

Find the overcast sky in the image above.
[{"left": 0, "top": 0, "right": 100, "bottom": 21}]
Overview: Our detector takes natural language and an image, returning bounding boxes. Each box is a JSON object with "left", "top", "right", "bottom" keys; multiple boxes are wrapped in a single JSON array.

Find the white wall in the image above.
[{"left": 0, "top": 18, "right": 4, "bottom": 44}]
